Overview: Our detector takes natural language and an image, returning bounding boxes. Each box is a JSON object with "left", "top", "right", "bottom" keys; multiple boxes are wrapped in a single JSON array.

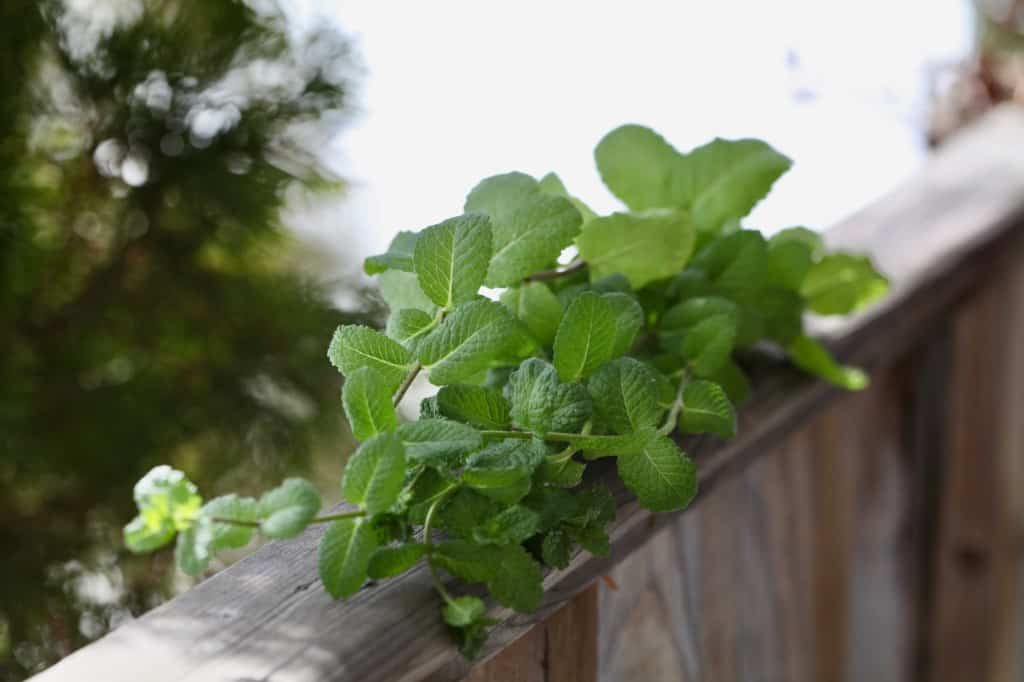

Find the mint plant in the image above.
[{"left": 124, "top": 125, "right": 887, "bottom": 657}]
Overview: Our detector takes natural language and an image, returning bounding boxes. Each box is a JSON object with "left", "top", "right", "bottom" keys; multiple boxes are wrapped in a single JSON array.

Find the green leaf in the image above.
[
  {"left": 770, "top": 226, "right": 824, "bottom": 257},
  {"left": 677, "top": 138, "right": 792, "bottom": 233},
  {"left": 800, "top": 253, "right": 888, "bottom": 315},
  {"left": 541, "top": 530, "right": 572, "bottom": 568},
  {"left": 418, "top": 300, "right": 524, "bottom": 385},
  {"left": 414, "top": 213, "right": 493, "bottom": 308},
  {"left": 500, "top": 282, "right": 564, "bottom": 347},
  {"left": 523, "top": 486, "right": 579, "bottom": 532},
  {"left": 318, "top": 518, "right": 379, "bottom": 598},
  {"left": 506, "top": 358, "right": 592, "bottom": 435},
  {"left": 377, "top": 269, "right": 437, "bottom": 315},
  {"left": 342, "top": 433, "right": 407, "bottom": 515},
  {"left": 328, "top": 325, "right": 414, "bottom": 392},
  {"left": 463, "top": 438, "right": 547, "bottom": 489},
  {"left": 132, "top": 465, "right": 203, "bottom": 531},
  {"left": 489, "top": 544, "right": 544, "bottom": 612},
  {"left": 679, "top": 380, "right": 736, "bottom": 438},
  {"left": 436, "top": 384, "right": 511, "bottom": 430},
  {"left": 617, "top": 433, "right": 697, "bottom": 512},
  {"left": 123, "top": 515, "right": 175, "bottom": 553},
  {"left": 587, "top": 358, "right": 661, "bottom": 434},
  {"left": 367, "top": 543, "right": 427, "bottom": 579},
  {"left": 706, "top": 360, "right": 750, "bottom": 404},
  {"left": 386, "top": 308, "right": 437, "bottom": 352},
  {"left": 443, "top": 596, "right": 487, "bottom": 628},
  {"left": 576, "top": 210, "right": 696, "bottom": 288},
  {"left": 538, "top": 172, "right": 598, "bottom": 223},
  {"left": 539, "top": 458, "right": 586, "bottom": 488},
  {"left": 692, "top": 231, "right": 770, "bottom": 300},
  {"left": 202, "top": 494, "right": 259, "bottom": 551},
  {"left": 472, "top": 505, "right": 540, "bottom": 545},
  {"left": 604, "top": 293, "right": 644, "bottom": 358},
  {"left": 485, "top": 195, "right": 582, "bottom": 287},
  {"left": 565, "top": 430, "right": 657, "bottom": 458},
  {"left": 434, "top": 540, "right": 500, "bottom": 583},
  {"left": 594, "top": 124, "right": 683, "bottom": 211},
  {"left": 395, "top": 419, "right": 483, "bottom": 471},
  {"left": 553, "top": 291, "right": 618, "bottom": 381},
  {"left": 787, "top": 334, "right": 869, "bottom": 390},
  {"left": 342, "top": 367, "right": 398, "bottom": 441},
  {"left": 683, "top": 314, "right": 737, "bottom": 377},
  {"left": 465, "top": 172, "right": 540, "bottom": 220},
  {"left": 174, "top": 521, "right": 215, "bottom": 576},
  {"left": 438, "top": 488, "right": 502, "bottom": 539},
  {"left": 365, "top": 231, "right": 418, "bottom": 275},
  {"left": 767, "top": 228, "right": 821, "bottom": 291},
  {"left": 258, "top": 478, "right": 321, "bottom": 539}
]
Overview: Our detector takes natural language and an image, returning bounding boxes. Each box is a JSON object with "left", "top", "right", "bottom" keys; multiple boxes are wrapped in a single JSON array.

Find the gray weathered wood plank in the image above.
[{"left": 32, "top": 105, "right": 1024, "bottom": 682}]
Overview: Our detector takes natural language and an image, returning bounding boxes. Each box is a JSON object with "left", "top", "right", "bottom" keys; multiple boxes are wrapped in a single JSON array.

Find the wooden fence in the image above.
[{"left": 32, "top": 105, "right": 1024, "bottom": 682}]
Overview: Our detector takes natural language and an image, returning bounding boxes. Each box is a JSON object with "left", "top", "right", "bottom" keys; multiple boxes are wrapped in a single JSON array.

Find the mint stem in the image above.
[
  {"left": 392, "top": 363, "right": 422, "bottom": 407},
  {"left": 524, "top": 259, "right": 586, "bottom": 283},
  {"left": 423, "top": 484, "right": 460, "bottom": 605},
  {"left": 660, "top": 370, "right": 691, "bottom": 435}
]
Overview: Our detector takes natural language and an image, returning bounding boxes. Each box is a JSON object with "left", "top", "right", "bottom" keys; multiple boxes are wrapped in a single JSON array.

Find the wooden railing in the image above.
[{"left": 33, "top": 105, "right": 1024, "bottom": 682}]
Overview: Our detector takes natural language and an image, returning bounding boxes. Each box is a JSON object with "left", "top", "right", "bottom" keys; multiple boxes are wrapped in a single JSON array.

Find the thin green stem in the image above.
[
  {"left": 423, "top": 484, "right": 460, "bottom": 605},
  {"left": 660, "top": 369, "right": 691, "bottom": 435},
  {"left": 392, "top": 363, "right": 422, "bottom": 407},
  {"left": 524, "top": 259, "right": 586, "bottom": 283},
  {"left": 210, "top": 508, "right": 365, "bottom": 528},
  {"left": 545, "top": 420, "right": 591, "bottom": 465},
  {"left": 209, "top": 517, "right": 261, "bottom": 528}
]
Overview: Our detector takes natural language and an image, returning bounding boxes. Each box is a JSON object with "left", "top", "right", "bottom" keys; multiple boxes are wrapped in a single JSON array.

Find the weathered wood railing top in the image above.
[{"left": 33, "top": 106, "right": 1024, "bottom": 682}]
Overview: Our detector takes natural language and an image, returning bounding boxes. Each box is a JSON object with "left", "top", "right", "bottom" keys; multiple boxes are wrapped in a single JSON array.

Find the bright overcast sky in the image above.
[{"left": 287, "top": 0, "right": 972, "bottom": 269}]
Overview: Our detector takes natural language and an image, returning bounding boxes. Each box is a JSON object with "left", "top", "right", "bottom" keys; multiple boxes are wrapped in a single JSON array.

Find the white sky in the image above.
[{"left": 287, "top": 0, "right": 972, "bottom": 270}]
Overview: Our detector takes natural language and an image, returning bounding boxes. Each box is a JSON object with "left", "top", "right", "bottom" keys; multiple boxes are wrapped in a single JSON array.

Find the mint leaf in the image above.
[
  {"left": 124, "top": 515, "right": 176, "bottom": 553},
  {"left": 706, "top": 360, "right": 750, "bottom": 404},
  {"left": 414, "top": 214, "right": 493, "bottom": 308},
  {"left": 553, "top": 291, "right": 618, "bottom": 381},
  {"left": 500, "top": 282, "right": 563, "bottom": 347},
  {"left": 367, "top": 543, "right": 427, "bottom": 579},
  {"left": 465, "top": 172, "right": 540, "bottom": 221},
  {"left": 395, "top": 419, "right": 483, "bottom": 472},
  {"left": 463, "top": 438, "right": 547, "bottom": 489},
  {"left": 434, "top": 540, "right": 500, "bottom": 583},
  {"left": 683, "top": 314, "right": 737, "bottom": 377},
  {"left": 566, "top": 430, "right": 657, "bottom": 458},
  {"left": 365, "top": 231, "right": 418, "bottom": 275},
  {"left": 787, "top": 334, "right": 869, "bottom": 390},
  {"left": 693, "top": 231, "right": 770, "bottom": 301},
  {"left": 472, "top": 505, "right": 540, "bottom": 545},
  {"left": 604, "top": 293, "right": 644, "bottom": 358},
  {"left": 587, "top": 358, "right": 660, "bottom": 434},
  {"left": 318, "top": 518, "right": 378, "bottom": 598},
  {"left": 679, "top": 380, "right": 736, "bottom": 438},
  {"left": 523, "top": 486, "right": 579, "bottom": 532},
  {"left": 202, "top": 494, "right": 259, "bottom": 551},
  {"left": 489, "top": 544, "right": 544, "bottom": 612},
  {"left": 677, "top": 138, "right": 792, "bottom": 233},
  {"left": 436, "top": 384, "right": 511, "bottom": 430},
  {"left": 541, "top": 529, "right": 572, "bottom": 568},
  {"left": 124, "top": 465, "right": 202, "bottom": 553},
  {"left": 660, "top": 296, "right": 739, "bottom": 350},
  {"left": 594, "top": 124, "right": 683, "bottom": 211},
  {"left": 342, "top": 433, "right": 406, "bottom": 515},
  {"left": 175, "top": 521, "right": 215, "bottom": 576},
  {"left": 443, "top": 595, "right": 487, "bottom": 627},
  {"left": 328, "top": 325, "right": 414, "bottom": 392},
  {"left": 617, "top": 433, "right": 697, "bottom": 512},
  {"left": 377, "top": 269, "right": 437, "bottom": 315},
  {"left": 539, "top": 458, "right": 586, "bottom": 487},
  {"left": 438, "top": 488, "right": 502, "bottom": 539},
  {"left": 386, "top": 308, "right": 437, "bottom": 351},
  {"left": 800, "top": 253, "right": 888, "bottom": 315},
  {"left": 258, "top": 478, "right": 321, "bottom": 539},
  {"left": 506, "top": 358, "right": 592, "bottom": 435},
  {"left": 538, "top": 172, "right": 598, "bottom": 223},
  {"left": 767, "top": 227, "right": 821, "bottom": 291},
  {"left": 418, "top": 300, "right": 525, "bottom": 385},
  {"left": 342, "top": 367, "right": 398, "bottom": 441},
  {"left": 576, "top": 210, "right": 696, "bottom": 288},
  {"left": 485, "top": 195, "right": 582, "bottom": 287}
]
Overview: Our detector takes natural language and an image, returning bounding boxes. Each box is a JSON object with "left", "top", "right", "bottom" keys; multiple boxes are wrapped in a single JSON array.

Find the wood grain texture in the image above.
[{"left": 31, "top": 106, "right": 1024, "bottom": 682}]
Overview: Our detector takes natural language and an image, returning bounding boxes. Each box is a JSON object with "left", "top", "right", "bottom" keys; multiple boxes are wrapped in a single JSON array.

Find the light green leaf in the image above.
[
  {"left": 603, "top": 293, "right": 644, "bottom": 358},
  {"left": 202, "top": 494, "right": 259, "bottom": 551},
  {"left": 569, "top": 429, "right": 660, "bottom": 458},
  {"left": 506, "top": 358, "right": 592, "bottom": 435},
  {"left": 367, "top": 543, "right": 427, "bottom": 579},
  {"left": 587, "top": 358, "right": 661, "bottom": 434},
  {"left": 132, "top": 465, "right": 202, "bottom": 532},
  {"left": 342, "top": 367, "right": 398, "bottom": 441},
  {"left": 770, "top": 226, "right": 824, "bottom": 257},
  {"left": 594, "top": 124, "right": 683, "bottom": 211},
  {"left": 342, "top": 433, "right": 406, "bottom": 515},
  {"left": 436, "top": 384, "right": 511, "bottom": 430},
  {"left": 800, "top": 253, "right": 888, "bottom": 315},
  {"left": 705, "top": 360, "right": 750, "bottom": 405},
  {"left": 365, "top": 231, "right": 418, "bottom": 274},
  {"left": 485, "top": 195, "right": 582, "bottom": 287},
  {"left": 787, "top": 334, "right": 869, "bottom": 390},
  {"left": 174, "top": 521, "right": 215, "bottom": 576},
  {"left": 553, "top": 291, "right": 618, "bottom": 381},
  {"left": 395, "top": 419, "right": 483, "bottom": 471},
  {"left": 124, "top": 515, "right": 176, "bottom": 553},
  {"left": 577, "top": 210, "right": 696, "bottom": 289},
  {"left": 472, "top": 505, "right": 540, "bottom": 545},
  {"left": 318, "top": 518, "right": 378, "bottom": 598},
  {"left": 692, "top": 230, "right": 770, "bottom": 299},
  {"left": 258, "top": 478, "right": 321, "bottom": 539},
  {"left": 465, "top": 172, "right": 540, "bottom": 221},
  {"left": 677, "top": 138, "right": 792, "bottom": 233},
  {"left": 386, "top": 308, "right": 437, "bottom": 352},
  {"left": 327, "top": 325, "right": 414, "bottom": 392},
  {"left": 538, "top": 171, "right": 598, "bottom": 222},
  {"left": 443, "top": 596, "right": 487, "bottom": 628},
  {"left": 463, "top": 438, "right": 547, "bottom": 489},
  {"left": 679, "top": 380, "right": 736, "bottom": 438},
  {"left": 539, "top": 457, "right": 586, "bottom": 488},
  {"left": 418, "top": 300, "right": 522, "bottom": 385},
  {"left": 377, "top": 269, "right": 437, "bottom": 315},
  {"left": 500, "top": 282, "right": 563, "bottom": 347},
  {"left": 617, "top": 433, "right": 697, "bottom": 512},
  {"left": 414, "top": 213, "right": 493, "bottom": 308},
  {"left": 682, "top": 314, "right": 737, "bottom": 377},
  {"left": 767, "top": 227, "right": 822, "bottom": 291}
]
